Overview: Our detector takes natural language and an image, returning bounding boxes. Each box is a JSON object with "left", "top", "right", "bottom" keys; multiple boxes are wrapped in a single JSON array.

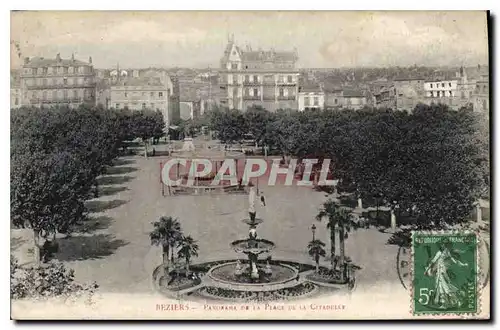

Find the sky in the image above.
[{"left": 10, "top": 11, "right": 489, "bottom": 69}]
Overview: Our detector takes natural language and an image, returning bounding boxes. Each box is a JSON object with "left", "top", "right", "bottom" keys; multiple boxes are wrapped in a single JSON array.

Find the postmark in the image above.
[{"left": 412, "top": 231, "right": 479, "bottom": 315}]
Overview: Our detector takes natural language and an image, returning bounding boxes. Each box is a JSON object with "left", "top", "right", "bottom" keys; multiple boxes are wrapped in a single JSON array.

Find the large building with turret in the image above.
[{"left": 219, "top": 36, "right": 300, "bottom": 111}]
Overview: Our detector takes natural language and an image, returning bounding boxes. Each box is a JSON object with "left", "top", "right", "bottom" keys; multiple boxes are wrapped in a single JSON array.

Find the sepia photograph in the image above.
[{"left": 9, "top": 10, "right": 491, "bottom": 320}]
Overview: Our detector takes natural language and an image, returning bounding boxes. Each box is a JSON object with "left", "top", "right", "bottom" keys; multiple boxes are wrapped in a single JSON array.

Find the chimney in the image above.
[
  {"left": 89, "top": 56, "right": 92, "bottom": 64},
  {"left": 71, "top": 53, "right": 75, "bottom": 61},
  {"left": 24, "top": 57, "right": 30, "bottom": 65},
  {"left": 56, "top": 53, "right": 61, "bottom": 62}
]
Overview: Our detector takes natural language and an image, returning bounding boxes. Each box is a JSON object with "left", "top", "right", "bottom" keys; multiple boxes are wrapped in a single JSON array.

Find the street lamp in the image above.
[{"left": 311, "top": 224, "right": 317, "bottom": 241}]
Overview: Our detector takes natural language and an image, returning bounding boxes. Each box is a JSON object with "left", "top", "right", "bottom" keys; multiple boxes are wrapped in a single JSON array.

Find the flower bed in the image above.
[{"left": 198, "top": 282, "right": 318, "bottom": 302}]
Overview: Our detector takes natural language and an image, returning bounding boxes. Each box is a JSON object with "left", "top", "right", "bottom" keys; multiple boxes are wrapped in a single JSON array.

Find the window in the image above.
[
  {"left": 150, "top": 103, "right": 154, "bottom": 109},
  {"left": 245, "top": 75, "right": 250, "bottom": 83},
  {"left": 52, "top": 91, "right": 57, "bottom": 100},
  {"left": 314, "top": 97, "right": 319, "bottom": 106},
  {"left": 334, "top": 98, "right": 338, "bottom": 104},
  {"left": 73, "top": 90, "right": 78, "bottom": 98},
  {"left": 15, "top": 98, "right": 18, "bottom": 105},
  {"left": 63, "top": 78, "right": 67, "bottom": 85},
  {"left": 449, "top": 83, "right": 452, "bottom": 87},
  {"left": 142, "top": 103, "right": 146, "bottom": 109},
  {"left": 430, "top": 91, "right": 434, "bottom": 97},
  {"left": 43, "top": 79, "right": 47, "bottom": 86},
  {"left": 430, "top": 83, "right": 433, "bottom": 88},
  {"left": 142, "top": 92, "right": 146, "bottom": 96},
  {"left": 437, "top": 91, "right": 440, "bottom": 97},
  {"left": 42, "top": 91, "right": 47, "bottom": 100},
  {"left": 150, "top": 92, "right": 154, "bottom": 97},
  {"left": 278, "top": 75, "right": 284, "bottom": 83},
  {"left": 63, "top": 90, "right": 68, "bottom": 100},
  {"left": 441, "top": 83, "right": 445, "bottom": 87},
  {"left": 253, "top": 88, "right": 258, "bottom": 97},
  {"left": 449, "top": 91, "right": 453, "bottom": 97},
  {"left": 63, "top": 67, "right": 68, "bottom": 74},
  {"left": 227, "top": 74, "right": 233, "bottom": 85},
  {"left": 279, "top": 88, "right": 284, "bottom": 97},
  {"left": 245, "top": 88, "right": 250, "bottom": 96},
  {"left": 304, "top": 96, "right": 310, "bottom": 106},
  {"left": 159, "top": 92, "right": 163, "bottom": 97},
  {"left": 287, "top": 75, "right": 293, "bottom": 83},
  {"left": 116, "top": 103, "right": 120, "bottom": 108},
  {"left": 253, "top": 75, "right": 258, "bottom": 83},
  {"left": 231, "top": 63, "right": 238, "bottom": 70},
  {"left": 68, "top": 67, "right": 73, "bottom": 74}
]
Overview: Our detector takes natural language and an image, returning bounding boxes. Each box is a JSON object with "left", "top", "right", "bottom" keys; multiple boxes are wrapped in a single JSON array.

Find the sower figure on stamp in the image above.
[{"left": 424, "top": 242, "right": 468, "bottom": 309}]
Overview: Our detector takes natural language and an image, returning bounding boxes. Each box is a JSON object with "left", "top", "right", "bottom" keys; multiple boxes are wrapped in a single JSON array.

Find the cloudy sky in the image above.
[{"left": 10, "top": 11, "right": 489, "bottom": 69}]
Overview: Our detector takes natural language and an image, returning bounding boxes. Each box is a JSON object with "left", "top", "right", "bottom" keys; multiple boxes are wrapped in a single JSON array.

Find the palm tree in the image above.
[
  {"left": 316, "top": 199, "right": 341, "bottom": 269},
  {"left": 177, "top": 235, "right": 199, "bottom": 273},
  {"left": 307, "top": 239, "right": 326, "bottom": 273},
  {"left": 149, "top": 216, "right": 182, "bottom": 269},
  {"left": 335, "top": 208, "right": 357, "bottom": 276}
]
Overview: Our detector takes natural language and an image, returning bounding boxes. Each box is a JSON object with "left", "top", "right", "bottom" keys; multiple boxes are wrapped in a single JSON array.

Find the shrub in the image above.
[{"left": 10, "top": 256, "right": 98, "bottom": 303}]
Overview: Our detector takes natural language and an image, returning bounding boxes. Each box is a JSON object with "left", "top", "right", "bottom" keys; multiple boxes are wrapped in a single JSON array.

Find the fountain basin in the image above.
[
  {"left": 242, "top": 218, "right": 263, "bottom": 226},
  {"left": 206, "top": 261, "right": 299, "bottom": 292},
  {"left": 231, "top": 239, "right": 275, "bottom": 255}
]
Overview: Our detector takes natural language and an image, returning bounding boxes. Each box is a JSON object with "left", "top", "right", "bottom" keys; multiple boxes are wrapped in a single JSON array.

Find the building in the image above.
[
  {"left": 298, "top": 78, "right": 324, "bottom": 111},
  {"left": 323, "top": 83, "right": 368, "bottom": 110},
  {"left": 472, "top": 74, "right": 489, "bottom": 113},
  {"left": 109, "top": 75, "right": 174, "bottom": 128},
  {"left": 179, "top": 85, "right": 202, "bottom": 120},
  {"left": 373, "top": 84, "right": 397, "bottom": 109},
  {"left": 10, "top": 70, "right": 22, "bottom": 109},
  {"left": 342, "top": 89, "right": 368, "bottom": 110},
  {"left": 20, "top": 53, "right": 96, "bottom": 108},
  {"left": 220, "top": 36, "right": 300, "bottom": 111},
  {"left": 424, "top": 78, "right": 458, "bottom": 98}
]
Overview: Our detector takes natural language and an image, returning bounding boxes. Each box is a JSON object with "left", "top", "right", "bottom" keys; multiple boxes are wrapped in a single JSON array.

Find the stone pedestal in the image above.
[
  {"left": 391, "top": 209, "right": 397, "bottom": 231},
  {"left": 357, "top": 198, "right": 363, "bottom": 209},
  {"left": 476, "top": 203, "right": 482, "bottom": 222}
]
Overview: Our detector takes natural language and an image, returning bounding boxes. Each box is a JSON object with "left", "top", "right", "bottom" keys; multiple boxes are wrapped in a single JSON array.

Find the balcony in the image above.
[
  {"left": 277, "top": 96, "right": 296, "bottom": 101},
  {"left": 243, "top": 95, "right": 261, "bottom": 101},
  {"left": 25, "top": 82, "right": 96, "bottom": 90},
  {"left": 277, "top": 81, "right": 296, "bottom": 86},
  {"left": 243, "top": 81, "right": 260, "bottom": 86},
  {"left": 31, "top": 97, "right": 94, "bottom": 104}
]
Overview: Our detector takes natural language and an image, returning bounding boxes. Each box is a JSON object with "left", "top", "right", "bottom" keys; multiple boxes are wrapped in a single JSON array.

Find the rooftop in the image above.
[
  {"left": 298, "top": 77, "right": 322, "bottom": 93},
  {"left": 23, "top": 54, "right": 91, "bottom": 68},
  {"left": 343, "top": 89, "right": 365, "bottom": 98}
]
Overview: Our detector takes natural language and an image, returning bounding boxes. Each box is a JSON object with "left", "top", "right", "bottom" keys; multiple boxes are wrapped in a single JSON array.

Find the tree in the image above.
[
  {"left": 177, "top": 235, "right": 199, "bottom": 273},
  {"left": 307, "top": 239, "right": 326, "bottom": 273},
  {"left": 149, "top": 216, "right": 183, "bottom": 269},
  {"left": 244, "top": 105, "right": 273, "bottom": 146},
  {"left": 315, "top": 199, "right": 339, "bottom": 269}
]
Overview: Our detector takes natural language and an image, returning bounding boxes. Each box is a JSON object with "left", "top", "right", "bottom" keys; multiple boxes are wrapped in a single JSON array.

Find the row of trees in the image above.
[
  {"left": 149, "top": 216, "right": 199, "bottom": 274},
  {"left": 205, "top": 104, "right": 489, "bottom": 231},
  {"left": 11, "top": 105, "right": 166, "bottom": 265}
]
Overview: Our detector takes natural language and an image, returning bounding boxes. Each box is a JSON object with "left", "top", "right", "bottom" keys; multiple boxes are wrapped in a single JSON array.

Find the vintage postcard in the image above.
[{"left": 10, "top": 11, "right": 490, "bottom": 320}]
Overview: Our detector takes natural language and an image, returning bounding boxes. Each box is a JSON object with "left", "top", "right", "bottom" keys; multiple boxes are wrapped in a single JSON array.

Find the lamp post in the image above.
[{"left": 311, "top": 224, "right": 316, "bottom": 241}]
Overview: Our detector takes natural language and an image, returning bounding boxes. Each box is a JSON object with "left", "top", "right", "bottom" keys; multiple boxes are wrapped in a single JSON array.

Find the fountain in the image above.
[{"left": 206, "top": 183, "right": 300, "bottom": 291}]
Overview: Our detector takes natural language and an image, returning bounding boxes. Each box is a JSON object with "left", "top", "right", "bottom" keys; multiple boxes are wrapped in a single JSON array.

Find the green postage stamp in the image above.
[{"left": 412, "top": 231, "right": 478, "bottom": 315}]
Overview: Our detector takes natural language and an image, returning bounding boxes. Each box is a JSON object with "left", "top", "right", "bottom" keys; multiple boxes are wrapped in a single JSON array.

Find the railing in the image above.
[
  {"left": 30, "top": 97, "right": 94, "bottom": 104},
  {"left": 243, "top": 81, "right": 260, "bottom": 86},
  {"left": 242, "top": 96, "right": 261, "bottom": 101},
  {"left": 277, "top": 96, "right": 297, "bottom": 101},
  {"left": 25, "top": 83, "right": 96, "bottom": 90}
]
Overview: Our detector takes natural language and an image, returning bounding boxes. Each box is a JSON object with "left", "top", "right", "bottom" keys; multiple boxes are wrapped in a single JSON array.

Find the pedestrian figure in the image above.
[{"left": 260, "top": 193, "right": 266, "bottom": 207}]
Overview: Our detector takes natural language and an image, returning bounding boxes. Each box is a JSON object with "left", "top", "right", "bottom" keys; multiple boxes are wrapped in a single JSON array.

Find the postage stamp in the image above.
[{"left": 412, "top": 231, "right": 478, "bottom": 315}]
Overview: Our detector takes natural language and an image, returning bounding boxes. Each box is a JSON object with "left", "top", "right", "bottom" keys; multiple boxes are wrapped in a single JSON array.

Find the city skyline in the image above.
[{"left": 11, "top": 11, "right": 489, "bottom": 69}]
